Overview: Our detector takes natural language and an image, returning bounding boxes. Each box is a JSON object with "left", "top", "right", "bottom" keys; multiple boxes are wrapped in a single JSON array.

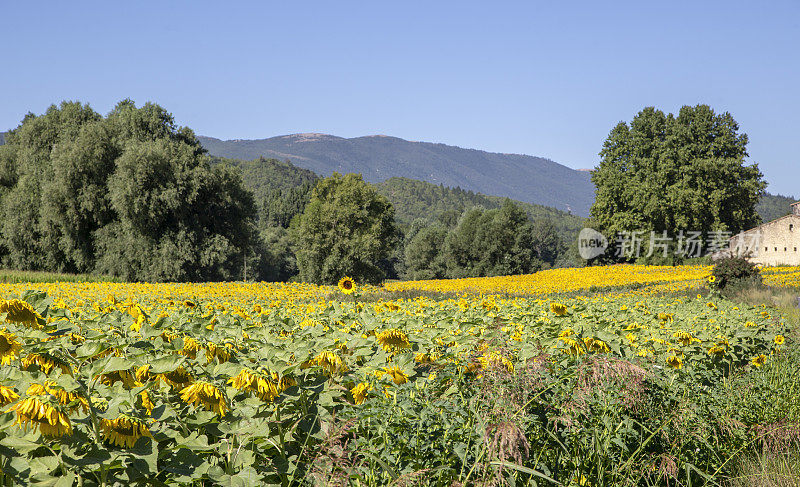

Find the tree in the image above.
[
  {"left": 292, "top": 173, "right": 399, "bottom": 284},
  {"left": 591, "top": 105, "right": 766, "bottom": 261},
  {"left": 96, "top": 138, "right": 257, "bottom": 281},
  {"left": 441, "top": 200, "right": 557, "bottom": 278},
  {"left": 404, "top": 225, "right": 448, "bottom": 280},
  {"left": 0, "top": 99, "right": 258, "bottom": 281}
]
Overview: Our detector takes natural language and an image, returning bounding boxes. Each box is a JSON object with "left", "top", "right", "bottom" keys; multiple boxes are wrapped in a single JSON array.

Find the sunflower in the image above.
[
  {"left": 178, "top": 336, "right": 201, "bottom": 359},
  {"left": 21, "top": 353, "right": 72, "bottom": 375},
  {"left": 139, "top": 390, "right": 154, "bottom": 415},
  {"left": 135, "top": 364, "right": 153, "bottom": 383},
  {"left": 206, "top": 341, "right": 232, "bottom": 363},
  {"left": 351, "top": 382, "right": 371, "bottom": 404},
  {"left": 0, "top": 385, "right": 19, "bottom": 405},
  {"left": 27, "top": 381, "right": 88, "bottom": 412},
  {"left": 559, "top": 337, "right": 585, "bottom": 356},
  {"left": 751, "top": 354, "right": 767, "bottom": 367},
  {"left": 338, "top": 277, "right": 356, "bottom": 295},
  {"left": 0, "top": 329, "right": 22, "bottom": 365},
  {"left": 478, "top": 350, "right": 514, "bottom": 373},
  {"left": 550, "top": 302, "right": 568, "bottom": 316},
  {"left": 159, "top": 367, "right": 194, "bottom": 389},
  {"left": 414, "top": 352, "right": 439, "bottom": 364},
  {"left": 229, "top": 368, "right": 258, "bottom": 390},
  {"left": 775, "top": 335, "right": 785, "bottom": 346},
  {"left": 0, "top": 299, "right": 43, "bottom": 328},
  {"left": 708, "top": 345, "right": 726, "bottom": 356},
  {"left": 99, "top": 370, "right": 137, "bottom": 389},
  {"left": 312, "top": 350, "right": 344, "bottom": 375},
  {"left": 10, "top": 397, "right": 72, "bottom": 437},
  {"left": 180, "top": 381, "right": 227, "bottom": 416},
  {"left": 666, "top": 355, "right": 683, "bottom": 369},
  {"left": 583, "top": 337, "right": 610, "bottom": 354},
  {"left": 376, "top": 329, "right": 411, "bottom": 352},
  {"left": 673, "top": 331, "right": 698, "bottom": 347},
  {"left": 376, "top": 366, "right": 408, "bottom": 385},
  {"left": 100, "top": 415, "right": 152, "bottom": 448}
]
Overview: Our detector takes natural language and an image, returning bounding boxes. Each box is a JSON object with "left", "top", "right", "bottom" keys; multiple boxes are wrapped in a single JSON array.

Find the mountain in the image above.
[{"left": 198, "top": 134, "right": 595, "bottom": 216}]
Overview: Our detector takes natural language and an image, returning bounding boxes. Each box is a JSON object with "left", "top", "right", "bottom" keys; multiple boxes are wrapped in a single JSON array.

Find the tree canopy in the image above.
[
  {"left": 590, "top": 105, "right": 766, "bottom": 261},
  {"left": 292, "top": 173, "right": 399, "bottom": 284},
  {"left": 0, "top": 100, "right": 257, "bottom": 281}
]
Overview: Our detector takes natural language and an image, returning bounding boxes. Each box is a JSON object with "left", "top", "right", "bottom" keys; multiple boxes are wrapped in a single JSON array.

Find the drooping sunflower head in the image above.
[
  {"left": 27, "top": 381, "right": 88, "bottom": 412},
  {"left": 100, "top": 414, "right": 152, "bottom": 448},
  {"left": 313, "top": 350, "right": 345, "bottom": 375},
  {"left": 180, "top": 381, "right": 227, "bottom": 416},
  {"left": 0, "top": 299, "right": 43, "bottom": 328},
  {"left": 351, "top": 382, "right": 372, "bottom": 404},
  {"left": 0, "top": 385, "right": 19, "bottom": 406},
  {"left": 21, "top": 353, "right": 72, "bottom": 375},
  {"left": 583, "top": 337, "right": 610, "bottom": 354},
  {"left": 338, "top": 277, "right": 356, "bottom": 295},
  {"left": 99, "top": 370, "right": 137, "bottom": 389},
  {"left": 478, "top": 350, "right": 515, "bottom": 373},
  {"left": 10, "top": 396, "right": 72, "bottom": 437},
  {"left": 229, "top": 368, "right": 258, "bottom": 390},
  {"left": 159, "top": 367, "right": 194, "bottom": 389},
  {"left": 550, "top": 302, "right": 568, "bottom": 316},
  {"left": 666, "top": 355, "right": 683, "bottom": 369},
  {"left": 139, "top": 390, "right": 155, "bottom": 415},
  {"left": 178, "top": 336, "right": 201, "bottom": 359},
  {"left": 206, "top": 341, "right": 232, "bottom": 363},
  {"left": 0, "top": 329, "right": 22, "bottom": 365},
  {"left": 376, "top": 329, "right": 411, "bottom": 352},
  {"left": 376, "top": 366, "right": 408, "bottom": 385}
]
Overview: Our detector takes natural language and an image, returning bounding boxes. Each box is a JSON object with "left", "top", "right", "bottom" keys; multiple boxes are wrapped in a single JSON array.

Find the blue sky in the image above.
[{"left": 1, "top": 0, "right": 798, "bottom": 197}]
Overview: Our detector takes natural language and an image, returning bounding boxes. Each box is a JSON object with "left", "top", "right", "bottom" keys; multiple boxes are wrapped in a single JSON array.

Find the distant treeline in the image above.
[
  {"left": 0, "top": 101, "right": 579, "bottom": 282},
  {"left": 208, "top": 157, "right": 581, "bottom": 281},
  {"left": 1, "top": 102, "right": 788, "bottom": 282}
]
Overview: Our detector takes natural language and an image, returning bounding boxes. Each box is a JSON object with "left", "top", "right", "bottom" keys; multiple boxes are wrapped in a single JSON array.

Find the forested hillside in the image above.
[
  {"left": 756, "top": 192, "right": 798, "bottom": 222},
  {"left": 209, "top": 156, "right": 317, "bottom": 228},
  {"left": 208, "top": 156, "right": 584, "bottom": 240},
  {"left": 374, "top": 177, "right": 584, "bottom": 239},
  {"left": 198, "top": 133, "right": 596, "bottom": 216}
]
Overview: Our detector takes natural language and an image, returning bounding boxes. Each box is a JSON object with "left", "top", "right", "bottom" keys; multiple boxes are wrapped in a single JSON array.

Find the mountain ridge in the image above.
[{"left": 198, "top": 133, "right": 595, "bottom": 216}]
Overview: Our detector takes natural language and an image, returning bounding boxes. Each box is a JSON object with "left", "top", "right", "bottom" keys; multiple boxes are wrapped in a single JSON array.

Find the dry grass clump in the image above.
[{"left": 729, "top": 449, "right": 800, "bottom": 487}]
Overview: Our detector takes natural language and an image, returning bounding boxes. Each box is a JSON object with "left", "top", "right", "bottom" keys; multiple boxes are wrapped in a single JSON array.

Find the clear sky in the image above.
[{"left": 1, "top": 0, "right": 798, "bottom": 197}]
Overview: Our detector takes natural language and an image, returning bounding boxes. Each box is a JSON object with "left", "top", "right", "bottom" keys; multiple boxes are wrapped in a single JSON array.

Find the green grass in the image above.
[
  {"left": 725, "top": 285, "right": 800, "bottom": 486},
  {"left": 0, "top": 269, "right": 123, "bottom": 284}
]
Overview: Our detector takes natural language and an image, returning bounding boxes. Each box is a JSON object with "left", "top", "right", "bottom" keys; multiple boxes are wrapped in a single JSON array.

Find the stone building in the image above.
[{"left": 725, "top": 201, "right": 800, "bottom": 266}]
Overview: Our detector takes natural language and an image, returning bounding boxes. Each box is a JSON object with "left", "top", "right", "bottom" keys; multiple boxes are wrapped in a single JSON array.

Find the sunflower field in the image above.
[{"left": 0, "top": 265, "right": 798, "bottom": 486}]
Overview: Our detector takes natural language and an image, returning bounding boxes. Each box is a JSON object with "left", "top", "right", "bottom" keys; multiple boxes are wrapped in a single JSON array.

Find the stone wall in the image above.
[{"left": 728, "top": 215, "right": 800, "bottom": 266}]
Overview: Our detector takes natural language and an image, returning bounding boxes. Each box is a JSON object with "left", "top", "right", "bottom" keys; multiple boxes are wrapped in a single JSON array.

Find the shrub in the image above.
[{"left": 711, "top": 255, "right": 762, "bottom": 291}]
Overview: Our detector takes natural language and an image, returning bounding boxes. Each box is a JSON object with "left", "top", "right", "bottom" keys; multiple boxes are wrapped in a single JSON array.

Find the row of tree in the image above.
[
  {"left": 0, "top": 101, "right": 568, "bottom": 283},
  {"left": 262, "top": 173, "right": 566, "bottom": 284}
]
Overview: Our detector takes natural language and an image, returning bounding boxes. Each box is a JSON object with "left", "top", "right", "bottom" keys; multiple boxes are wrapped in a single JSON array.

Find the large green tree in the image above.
[
  {"left": 292, "top": 173, "right": 399, "bottom": 284},
  {"left": 590, "top": 105, "right": 766, "bottom": 261},
  {"left": 441, "top": 200, "right": 558, "bottom": 278},
  {"left": 0, "top": 100, "right": 258, "bottom": 281}
]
